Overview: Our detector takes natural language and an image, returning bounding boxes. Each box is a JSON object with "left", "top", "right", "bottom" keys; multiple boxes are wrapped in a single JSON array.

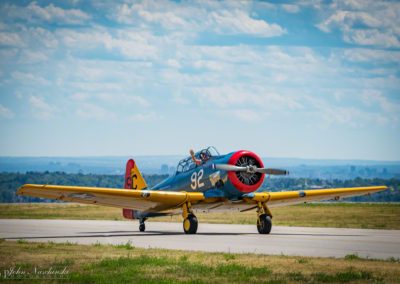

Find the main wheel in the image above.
[
  {"left": 183, "top": 214, "right": 198, "bottom": 234},
  {"left": 139, "top": 223, "right": 145, "bottom": 232},
  {"left": 257, "top": 214, "right": 272, "bottom": 234}
]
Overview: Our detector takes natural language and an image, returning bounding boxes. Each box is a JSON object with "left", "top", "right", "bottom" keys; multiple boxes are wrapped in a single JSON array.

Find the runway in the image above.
[{"left": 1, "top": 219, "right": 399, "bottom": 260}]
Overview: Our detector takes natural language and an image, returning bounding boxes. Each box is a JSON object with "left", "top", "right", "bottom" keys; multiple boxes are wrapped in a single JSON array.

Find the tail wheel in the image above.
[
  {"left": 139, "top": 223, "right": 145, "bottom": 232},
  {"left": 183, "top": 214, "right": 198, "bottom": 234},
  {"left": 257, "top": 214, "right": 272, "bottom": 234}
]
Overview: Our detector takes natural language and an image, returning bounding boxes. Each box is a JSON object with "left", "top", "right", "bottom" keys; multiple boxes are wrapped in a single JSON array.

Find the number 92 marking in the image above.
[{"left": 190, "top": 169, "right": 204, "bottom": 190}]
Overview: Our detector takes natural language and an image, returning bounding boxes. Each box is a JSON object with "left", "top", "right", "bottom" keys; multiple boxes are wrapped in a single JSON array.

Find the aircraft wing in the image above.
[
  {"left": 17, "top": 184, "right": 205, "bottom": 213},
  {"left": 246, "top": 186, "right": 387, "bottom": 208}
]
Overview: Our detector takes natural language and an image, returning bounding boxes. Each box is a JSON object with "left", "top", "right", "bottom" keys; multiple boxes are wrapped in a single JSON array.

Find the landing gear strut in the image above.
[
  {"left": 257, "top": 202, "right": 272, "bottom": 234},
  {"left": 139, "top": 218, "right": 146, "bottom": 232},
  {"left": 182, "top": 202, "right": 198, "bottom": 234}
]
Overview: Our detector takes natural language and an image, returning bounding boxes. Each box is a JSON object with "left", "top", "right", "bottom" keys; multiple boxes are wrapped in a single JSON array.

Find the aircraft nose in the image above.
[{"left": 226, "top": 150, "right": 265, "bottom": 193}]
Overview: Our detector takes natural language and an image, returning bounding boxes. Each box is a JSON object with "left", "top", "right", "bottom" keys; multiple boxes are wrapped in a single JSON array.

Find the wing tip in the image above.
[{"left": 17, "top": 184, "right": 45, "bottom": 195}]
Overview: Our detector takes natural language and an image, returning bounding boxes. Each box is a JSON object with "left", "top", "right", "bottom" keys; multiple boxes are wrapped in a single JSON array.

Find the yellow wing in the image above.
[
  {"left": 17, "top": 184, "right": 204, "bottom": 213},
  {"left": 17, "top": 184, "right": 387, "bottom": 213},
  {"left": 246, "top": 186, "right": 387, "bottom": 207}
]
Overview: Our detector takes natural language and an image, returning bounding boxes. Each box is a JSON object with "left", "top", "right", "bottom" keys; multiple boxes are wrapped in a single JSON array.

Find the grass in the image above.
[
  {"left": 344, "top": 254, "right": 361, "bottom": 260},
  {"left": 0, "top": 240, "right": 399, "bottom": 283},
  {"left": 1, "top": 202, "right": 400, "bottom": 229},
  {"left": 114, "top": 241, "right": 135, "bottom": 250}
]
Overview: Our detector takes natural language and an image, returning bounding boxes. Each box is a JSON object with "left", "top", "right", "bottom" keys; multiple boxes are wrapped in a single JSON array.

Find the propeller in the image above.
[{"left": 215, "top": 164, "right": 289, "bottom": 175}]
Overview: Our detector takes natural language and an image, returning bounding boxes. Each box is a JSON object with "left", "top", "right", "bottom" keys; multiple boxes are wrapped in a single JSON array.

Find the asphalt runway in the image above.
[{"left": 1, "top": 219, "right": 399, "bottom": 260}]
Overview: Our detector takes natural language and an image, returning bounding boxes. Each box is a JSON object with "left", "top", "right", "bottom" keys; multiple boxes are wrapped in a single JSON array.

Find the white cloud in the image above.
[
  {"left": 5, "top": 1, "right": 91, "bottom": 25},
  {"left": 29, "top": 27, "right": 58, "bottom": 48},
  {"left": 0, "top": 104, "right": 15, "bottom": 119},
  {"left": 343, "top": 29, "right": 400, "bottom": 48},
  {"left": 69, "top": 82, "right": 123, "bottom": 92},
  {"left": 11, "top": 71, "right": 50, "bottom": 85},
  {"left": 167, "top": 59, "right": 181, "bottom": 68},
  {"left": 359, "top": 90, "right": 400, "bottom": 119},
  {"left": 71, "top": 92, "right": 90, "bottom": 101},
  {"left": 172, "top": 92, "right": 190, "bottom": 105},
  {"left": 72, "top": 92, "right": 150, "bottom": 107},
  {"left": 339, "top": 48, "right": 400, "bottom": 63},
  {"left": 15, "top": 90, "right": 23, "bottom": 99},
  {"left": 230, "top": 109, "right": 269, "bottom": 122},
  {"left": 76, "top": 103, "right": 115, "bottom": 120},
  {"left": 317, "top": 11, "right": 381, "bottom": 33},
  {"left": 0, "top": 22, "right": 7, "bottom": 30},
  {"left": 281, "top": 4, "right": 300, "bottom": 13},
  {"left": 315, "top": 0, "right": 400, "bottom": 48},
  {"left": 195, "top": 85, "right": 302, "bottom": 110},
  {"left": 18, "top": 49, "right": 48, "bottom": 64},
  {"left": 305, "top": 93, "right": 398, "bottom": 128},
  {"left": 194, "top": 60, "right": 224, "bottom": 71},
  {"left": 0, "top": 32, "right": 24, "bottom": 47},
  {"left": 129, "top": 111, "right": 160, "bottom": 122},
  {"left": 29, "top": 95, "right": 57, "bottom": 120},
  {"left": 57, "top": 29, "right": 158, "bottom": 60},
  {"left": 112, "top": 0, "right": 286, "bottom": 38},
  {"left": 321, "top": 106, "right": 370, "bottom": 127},
  {"left": 0, "top": 48, "right": 18, "bottom": 59},
  {"left": 211, "top": 9, "right": 286, "bottom": 37},
  {"left": 97, "top": 93, "right": 150, "bottom": 107}
]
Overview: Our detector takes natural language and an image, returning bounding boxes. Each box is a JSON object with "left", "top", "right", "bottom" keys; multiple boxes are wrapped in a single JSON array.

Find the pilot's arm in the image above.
[{"left": 190, "top": 149, "right": 201, "bottom": 166}]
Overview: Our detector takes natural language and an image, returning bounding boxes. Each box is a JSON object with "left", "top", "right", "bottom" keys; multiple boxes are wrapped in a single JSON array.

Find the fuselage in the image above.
[{"left": 151, "top": 149, "right": 265, "bottom": 201}]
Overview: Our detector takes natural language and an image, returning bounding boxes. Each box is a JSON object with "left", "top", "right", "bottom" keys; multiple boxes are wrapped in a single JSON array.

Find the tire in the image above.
[
  {"left": 139, "top": 223, "right": 145, "bottom": 232},
  {"left": 257, "top": 223, "right": 262, "bottom": 234},
  {"left": 257, "top": 214, "right": 272, "bottom": 234},
  {"left": 183, "top": 214, "right": 198, "bottom": 234}
]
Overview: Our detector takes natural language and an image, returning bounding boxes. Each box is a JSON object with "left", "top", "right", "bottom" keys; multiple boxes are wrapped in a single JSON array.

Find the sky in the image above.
[{"left": 0, "top": 0, "right": 399, "bottom": 160}]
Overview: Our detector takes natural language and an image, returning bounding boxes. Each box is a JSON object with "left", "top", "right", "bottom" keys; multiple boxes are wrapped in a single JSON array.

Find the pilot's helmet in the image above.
[{"left": 200, "top": 152, "right": 209, "bottom": 161}]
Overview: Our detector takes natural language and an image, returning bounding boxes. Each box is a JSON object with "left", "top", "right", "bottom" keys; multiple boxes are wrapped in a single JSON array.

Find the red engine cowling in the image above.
[{"left": 227, "top": 150, "right": 265, "bottom": 193}]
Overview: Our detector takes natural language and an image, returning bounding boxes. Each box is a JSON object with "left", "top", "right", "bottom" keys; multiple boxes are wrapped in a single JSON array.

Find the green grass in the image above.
[
  {"left": 311, "top": 270, "right": 377, "bottom": 283},
  {"left": 1, "top": 202, "right": 400, "bottom": 229},
  {"left": 16, "top": 239, "right": 29, "bottom": 244},
  {"left": 114, "top": 241, "right": 134, "bottom": 250},
  {"left": 344, "top": 254, "right": 361, "bottom": 260},
  {"left": 0, "top": 240, "right": 399, "bottom": 283}
]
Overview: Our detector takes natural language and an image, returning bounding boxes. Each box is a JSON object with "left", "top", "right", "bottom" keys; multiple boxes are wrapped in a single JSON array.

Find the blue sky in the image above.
[{"left": 0, "top": 0, "right": 399, "bottom": 160}]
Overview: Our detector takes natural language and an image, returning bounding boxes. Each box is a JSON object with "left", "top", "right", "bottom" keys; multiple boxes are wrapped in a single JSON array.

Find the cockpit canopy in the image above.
[{"left": 176, "top": 146, "right": 220, "bottom": 174}]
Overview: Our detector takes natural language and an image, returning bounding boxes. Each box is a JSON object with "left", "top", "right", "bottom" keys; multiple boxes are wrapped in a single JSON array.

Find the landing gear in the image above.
[
  {"left": 182, "top": 202, "right": 198, "bottom": 234},
  {"left": 257, "top": 214, "right": 272, "bottom": 234},
  {"left": 139, "top": 218, "right": 146, "bottom": 232},
  {"left": 257, "top": 202, "right": 272, "bottom": 234},
  {"left": 183, "top": 214, "right": 198, "bottom": 234}
]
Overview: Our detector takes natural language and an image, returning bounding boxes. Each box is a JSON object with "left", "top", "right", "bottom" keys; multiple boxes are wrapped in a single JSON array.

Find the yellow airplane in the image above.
[{"left": 17, "top": 147, "right": 386, "bottom": 234}]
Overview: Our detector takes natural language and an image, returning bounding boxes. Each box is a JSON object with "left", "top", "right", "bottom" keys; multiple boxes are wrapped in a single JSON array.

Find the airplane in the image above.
[{"left": 17, "top": 146, "right": 387, "bottom": 234}]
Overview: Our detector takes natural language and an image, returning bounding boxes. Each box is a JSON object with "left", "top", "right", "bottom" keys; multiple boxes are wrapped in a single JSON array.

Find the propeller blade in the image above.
[
  {"left": 255, "top": 168, "right": 289, "bottom": 175},
  {"left": 215, "top": 164, "right": 289, "bottom": 175},
  {"left": 215, "top": 164, "right": 248, "bottom": 171}
]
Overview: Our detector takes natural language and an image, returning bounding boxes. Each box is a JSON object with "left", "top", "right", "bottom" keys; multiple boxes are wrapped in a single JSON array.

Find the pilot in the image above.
[
  {"left": 190, "top": 149, "right": 210, "bottom": 166},
  {"left": 199, "top": 151, "right": 209, "bottom": 162},
  {"left": 190, "top": 149, "right": 201, "bottom": 166}
]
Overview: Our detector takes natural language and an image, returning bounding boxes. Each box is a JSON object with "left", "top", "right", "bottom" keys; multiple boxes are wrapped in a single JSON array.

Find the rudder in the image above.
[
  {"left": 124, "top": 159, "right": 147, "bottom": 190},
  {"left": 122, "top": 159, "right": 147, "bottom": 219}
]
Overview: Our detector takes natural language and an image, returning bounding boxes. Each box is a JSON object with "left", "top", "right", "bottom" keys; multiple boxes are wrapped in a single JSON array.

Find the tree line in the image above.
[{"left": 0, "top": 172, "right": 398, "bottom": 203}]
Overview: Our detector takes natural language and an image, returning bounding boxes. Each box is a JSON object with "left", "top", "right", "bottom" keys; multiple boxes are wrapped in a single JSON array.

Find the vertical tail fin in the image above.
[
  {"left": 123, "top": 159, "right": 147, "bottom": 219},
  {"left": 124, "top": 159, "right": 147, "bottom": 190}
]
